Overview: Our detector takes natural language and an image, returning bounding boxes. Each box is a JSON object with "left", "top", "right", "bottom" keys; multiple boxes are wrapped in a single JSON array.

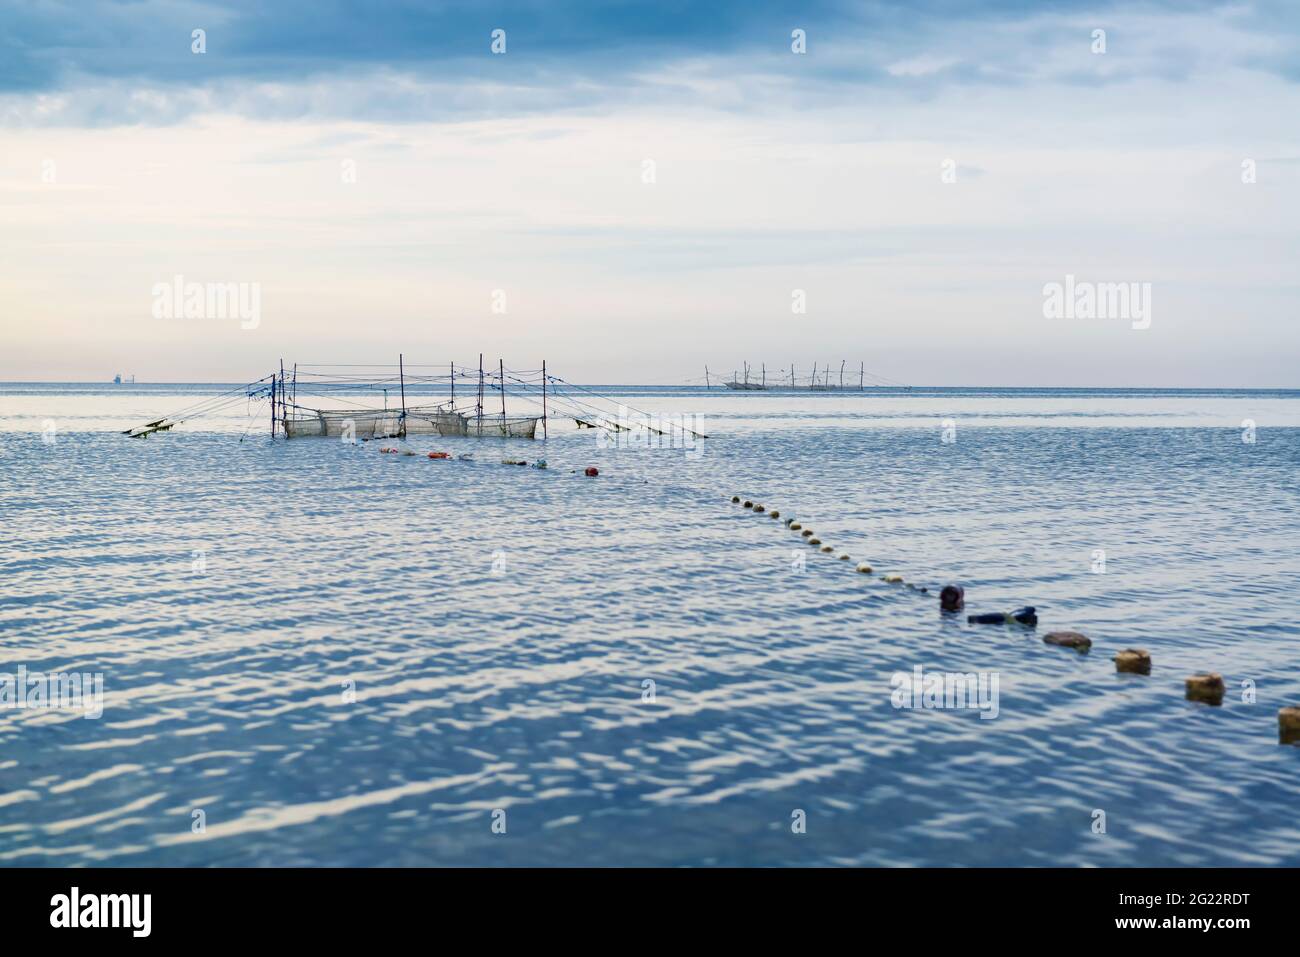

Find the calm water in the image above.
[{"left": 2, "top": 384, "right": 1299, "bottom": 866}]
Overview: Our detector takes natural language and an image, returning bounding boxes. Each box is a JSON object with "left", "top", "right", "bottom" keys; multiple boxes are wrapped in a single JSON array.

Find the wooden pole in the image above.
[
  {"left": 398, "top": 353, "right": 407, "bottom": 437},
  {"left": 761, "top": 363, "right": 765, "bottom": 389},
  {"left": 860, "top": 362, "right": 864, "bottom": 391},
  {"left": 270, "top": 373, "right": 276, "bottom": 438},
  {"left": 499, "top": 358, "right": 506, "bottom": 426},
  {"left": 542, "top": 360, "right": 548, "bottom": 439},
  {"left": 450, "top": 361, "right": 455, "bottom": 405},
  {"left": 477, "top": 353, "right": 484, "bottom": 436},
  {"left": 705, "top": 366, "right": 710, "bottom": 389},
  {"left": 840, "top": 360, "right": 845, "bottom": 390},
  {"left": 279, "top": 359, "right": 287, "bottom": 436}
]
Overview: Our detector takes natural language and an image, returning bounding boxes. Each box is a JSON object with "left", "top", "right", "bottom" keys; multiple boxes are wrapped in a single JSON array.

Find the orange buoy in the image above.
[{"left": 585, "top": 467, "right": 599, "bottom": 477}]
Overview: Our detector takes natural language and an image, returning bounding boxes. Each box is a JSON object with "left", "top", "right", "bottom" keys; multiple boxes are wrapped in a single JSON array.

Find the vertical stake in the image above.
[{"left": 398, "top": 353, "right": 407, "bottom": 438}]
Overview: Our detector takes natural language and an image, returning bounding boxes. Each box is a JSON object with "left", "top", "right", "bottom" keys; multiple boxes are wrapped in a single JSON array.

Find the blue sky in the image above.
[{"left": 1, "top": 1, "right": 1297, "bottom": 384}]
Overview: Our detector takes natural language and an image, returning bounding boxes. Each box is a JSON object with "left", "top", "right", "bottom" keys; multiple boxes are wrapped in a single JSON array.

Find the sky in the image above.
[{"left": 1, "top": 0, "right": 1297, "bottom": 386}]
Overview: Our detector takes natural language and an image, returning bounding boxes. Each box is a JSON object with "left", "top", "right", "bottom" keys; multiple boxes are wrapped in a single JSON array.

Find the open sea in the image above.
[{"left": 2, "top": 383, "right": 1298, "bottom": 866}]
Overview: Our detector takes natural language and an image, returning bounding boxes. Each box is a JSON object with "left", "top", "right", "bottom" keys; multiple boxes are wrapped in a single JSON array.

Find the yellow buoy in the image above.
[
  {"left": 856, "top": 563, "right": 873, "bottom": 574},
  {"left": 1185, "top": 673, "right": 1225, "bottom": 705},
  {"left": 1280, "top": 707, "right": 1300, "bottom": 745},
  {"left": 753, "top": 504, "right": 765, "bottom": 513},
  {"left": 769, "top": 510, "right": 780, "bottom": 519},
  {"left": 789, "top": 522, "right": 802, "bottom": 531},
  {"left": 1114, "top": 649, "right": 1151, "bottom": 674},
  {"left": 882, "top": 574, "right": 902, "bottom": 583}
]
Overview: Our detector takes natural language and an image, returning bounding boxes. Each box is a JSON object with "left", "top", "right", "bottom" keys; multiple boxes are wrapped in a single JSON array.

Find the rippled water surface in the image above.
[{"left": 2, "top": 385, "right": 1299, "bottom": 866}]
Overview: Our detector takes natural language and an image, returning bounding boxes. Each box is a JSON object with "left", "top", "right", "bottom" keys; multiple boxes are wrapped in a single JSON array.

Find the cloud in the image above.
[{"left": 1, "top": 0, "right": 1296, "bottom": 126}]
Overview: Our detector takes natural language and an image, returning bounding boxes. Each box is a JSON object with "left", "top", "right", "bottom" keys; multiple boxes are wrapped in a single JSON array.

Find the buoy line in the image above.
[
  {"left": 725, "top": 492, "right": 1297, "bottom": 743},
  {"left": 347, "top": 439, "right": 1298, "bottom": 745}
]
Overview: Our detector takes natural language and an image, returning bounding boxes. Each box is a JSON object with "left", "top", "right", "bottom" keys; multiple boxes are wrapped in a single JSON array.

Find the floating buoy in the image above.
[
  {"left": 883, "top": 573, "right": 903, "bottom": 583},
  {"left": 838, "top": 553, "right": 851, "bottom": 561},
  {"left": 743, "top": 500, "right": 754, "bottom": 509},
  {"left": 753, "top": 504, "right": 765, "bottom": 513},
  {"left": 939, "top": 585, "right": 965, "bottom": 613},
  {"left": 789, "top": 522, "right": 801, "bottom": 531},
  {"left": 1114, "top": 649, "right": 1151, "bottom": 674},
  {"left": 808, "top": 537, "right": 821, "bottom": 546},
  {"left": 856, "top": 563, "right": 873, "bottom": 574},
  {"left": 769, "top": 510, "right": 780, "bottom": 519},
  {"left": 801, "top": 529, "right": 813, "bottom": 538},
  {"left": 819, "top": 544, "right": 833, "bottom": 553},
  {"left": 971, "top": 606, "right": 1037, "bottom": 626},
  {"left": 585, "top": 467, "right": 599, "bottom": 477},
  {"left": 1279, "top": 707, "right": 1300, "bottom": 745},
  {"left": 1185, "top": 673, "right": 1225, "bottom": 705},
  {"left": 1043, "top": 630, "right": 1091, "bottom": 653},
  {"left": 731, "top": 496, "right": 740, "bottom": 503},
  {"left": 428, "top": 451, "right": 451, "bottom": 459}
]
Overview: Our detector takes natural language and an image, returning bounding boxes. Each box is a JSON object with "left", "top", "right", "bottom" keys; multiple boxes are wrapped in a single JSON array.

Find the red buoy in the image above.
[{"left": 584, "top": 467, "right": 599, "bottom": 476}]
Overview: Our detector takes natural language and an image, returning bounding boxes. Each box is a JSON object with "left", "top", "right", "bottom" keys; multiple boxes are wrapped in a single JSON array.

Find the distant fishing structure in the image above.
[
  {"left": 123, "top": 356, "right": 708, "bottom": 442},
  {"left": 700, "top": 361, "right": 909, "bottom": 391}
]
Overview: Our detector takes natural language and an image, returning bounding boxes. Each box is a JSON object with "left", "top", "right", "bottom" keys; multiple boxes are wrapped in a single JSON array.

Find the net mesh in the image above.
[{"left": 284, "top": 408, "right": 538, "bottom": 440}]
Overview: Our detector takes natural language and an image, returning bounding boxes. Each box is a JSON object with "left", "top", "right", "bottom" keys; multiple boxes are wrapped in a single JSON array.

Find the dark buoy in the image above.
[
  {"left": 808, "top": 537, "right": 822, "bottom": 546},
  {"left": 1185, "top": 673, "right": 1225, "bottom": 705},
  {"left": 939, "top": 585, "right": 964, "bottom": 613},
  {"left": 1043, "top": 630, "right": 1091, "bottom": 653},
  {"left": 968, "top": 607, "right": 1036, "bottom": 627},
  {"left": 731, "top": 495, "right": 740, "bottom": 503},
  {"left": 743, "top": 500, "right": 753, "bottom": 509},
  {"left": 586, "top": 467, "right": 599, "bottom": 477},
  {"left": 770, "top": 510, "right": 780, "bottom": 519},
  {"left": 1114, "top": 649, "right": 1151, "bottom": 674},
  {"left": 753, "top": 504, "right": 765, "bottom": 513},
  {"left": 801, "top": 529, "right": 813, "bottom": 538}
]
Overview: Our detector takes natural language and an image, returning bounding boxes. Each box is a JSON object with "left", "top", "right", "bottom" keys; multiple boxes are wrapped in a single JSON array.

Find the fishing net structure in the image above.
[{"left": 124, "top": 357, "right": 704, "bottom": 447}]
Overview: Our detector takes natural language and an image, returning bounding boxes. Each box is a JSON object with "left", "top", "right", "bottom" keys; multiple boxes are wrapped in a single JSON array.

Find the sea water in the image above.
[{"left": 1, "top": 384, "right": 1298, "bottom": 866}]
